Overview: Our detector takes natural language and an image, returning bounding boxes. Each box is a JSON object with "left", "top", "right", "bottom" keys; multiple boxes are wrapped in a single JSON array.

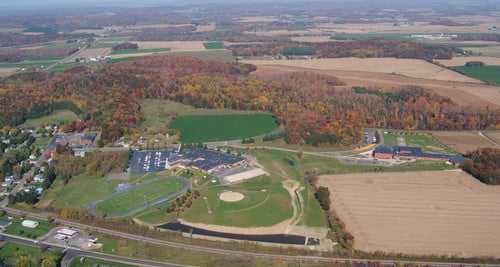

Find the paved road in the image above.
[
  {"left": 1, "top": 207, "right": 498, "bottom": 267},
  {"left": 87, "top": 176, "right": 191, "bottom": 218}
]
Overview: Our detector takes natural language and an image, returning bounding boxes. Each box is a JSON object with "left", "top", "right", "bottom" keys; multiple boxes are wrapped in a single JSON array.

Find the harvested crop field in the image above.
[
  {"left": 245, "top": 58, "right": 481, "bottom": 82},
  {"left": 317, "top": 170, "right": 500, "bottom": 257},
  {"left": 435, "top": 56, "right": 500, "bottom": 67},
  {"left": 0, "top": 68, "right": 17, "bottom": 77},
  {"left": 135, "top": 41, "right": 206, "bottom": 51},
  {"left": 432, "top": 131, "right": 500, "bottom": 154},
  {"left": 251, "top": 64, "right": 500, "bottom": 108}
]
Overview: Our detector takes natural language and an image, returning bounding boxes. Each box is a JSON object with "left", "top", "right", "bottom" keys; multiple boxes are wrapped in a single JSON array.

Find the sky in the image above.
[{"left": 0, "top": 0, "right": 307, "bottom": 10}]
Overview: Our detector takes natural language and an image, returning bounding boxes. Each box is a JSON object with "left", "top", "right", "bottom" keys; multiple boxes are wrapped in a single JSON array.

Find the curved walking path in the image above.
[{"left": 87, "top": 176, "right": 191, "bottom": 218}]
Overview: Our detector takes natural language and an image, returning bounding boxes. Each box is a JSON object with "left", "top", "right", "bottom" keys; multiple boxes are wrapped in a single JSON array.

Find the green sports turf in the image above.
[{"left": 95, "top": 178, "right": 184, "bottom": 215}]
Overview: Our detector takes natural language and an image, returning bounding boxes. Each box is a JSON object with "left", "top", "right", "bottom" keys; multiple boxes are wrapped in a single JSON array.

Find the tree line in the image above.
[
  {"left": 230, "top": 39, "right": 460, "bottom": 60},
  {"left": 461, "top": 148, "right": 500, "bottom": 185}
]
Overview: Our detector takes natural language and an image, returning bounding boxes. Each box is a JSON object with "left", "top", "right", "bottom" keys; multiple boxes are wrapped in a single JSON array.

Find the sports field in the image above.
[
  {"left": 453, "top": 65, "right": 500, "bottom": 85},
  {"left": 317, "top": 170, "right": 500, "bottom": 257},
  {"left": 169, "top": 114, "right": 278, "bottom": 142},
  {"left": 95, "top": 178, "right": 185, "bottom": 215}
]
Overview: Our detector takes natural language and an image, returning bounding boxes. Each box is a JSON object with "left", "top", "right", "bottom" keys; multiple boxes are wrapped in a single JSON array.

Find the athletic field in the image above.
[{"left": 95, "top": 178, "right": 185, "bottom": 215}]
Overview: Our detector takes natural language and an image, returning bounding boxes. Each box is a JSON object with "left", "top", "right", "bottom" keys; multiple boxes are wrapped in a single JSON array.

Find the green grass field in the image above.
[
  {"left": 95, "top": 178, "right": 185, "bottom": 215},
  {"left": 107, "top": 56, "right": 143, "bottom": 64},
  {"left": 383, "top": 132, "right": 456, "bottom": 154},
  {"left": 20, "top": 110, "right": 79, "bottom": 128},
  {"left": 0, "top": 242, "right": 51, "bottom": 266},
  {"left": 40, "top": 175, "right": 114, "bottom": 209},
  {"left": 203, "top": 42, "right": 225, "bottom": 49},
  {"left": 110, "top": 48, "right": 171, "bottom": 55},
  {"left": 139, "top": 98, "right": 270, "bottom": 133},
  {"left": 4, "top": 218, "right": 52, "bottom": 239},
  {"left": 453, "top": 65, "right": 500, "bottom": 85},
  {"left": 170, "top": 114, "right": 278, "bottom": 143}
]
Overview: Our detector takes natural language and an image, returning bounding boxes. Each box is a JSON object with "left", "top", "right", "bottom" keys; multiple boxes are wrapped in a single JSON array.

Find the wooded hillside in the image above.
[{"left": 1, "top": 55, "right": 498, "bottom": 147}]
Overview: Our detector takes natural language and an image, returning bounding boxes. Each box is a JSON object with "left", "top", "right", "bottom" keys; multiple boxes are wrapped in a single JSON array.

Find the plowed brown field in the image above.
[
  {"left": 432, "top": 131, "right": 500, "bottom": 154},
  {"left": 317, "top": 170, "right": 500, "bottom": 257}
]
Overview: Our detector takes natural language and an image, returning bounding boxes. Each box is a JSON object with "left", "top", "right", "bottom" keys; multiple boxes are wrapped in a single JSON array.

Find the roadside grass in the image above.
[
  {"left": 170, "top": 114, "right": 278, "bottom": 143},
  {"left": 95, "top": 178, "right": 185, "bottom": 215},
  {"left": 20, "top": 110, "right": 79, "bottom": 128},
  {"left": 0, "top": 242, "right": 46, "bottom": 266},
  {"left": 453, "top": 65, "right": 500, "bottom": 85},
  {"left": 110, "top": 48, "right": 171, "bottom": 55},
  {"left": 4, "top": 218, "right": 51, "bottom": 239},
  {"left": 42, "top": 175, "right": 114, "bottom": 210},
  {"left": 203, "top": 42, "right": 225, "bottom": 49},
  {"left": 383, "top": 132, "right": 456, "bottom": 154},
  {"left": 92, "top": 234, "right": 292, "bottom": 267},
  {"left": 70, "top": 257, "right": 138, "bottom": 267}
]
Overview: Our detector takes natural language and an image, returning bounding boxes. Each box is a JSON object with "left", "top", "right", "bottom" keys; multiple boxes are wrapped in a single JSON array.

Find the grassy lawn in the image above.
[
  {"left": 4, "top": 218, "right": 52, "bottom": 240},
  {"left": 453, "top": 65, "right": 500, "bottom": 85},
  {"left": 95, "top": 178, "right": 185, "bottom": 215},
  {"left": 203, "top": 42, "right": 225, "bottom": 49},
  {"left": 32, "top": 136, "right": 53, "bottom": 149},
  {"left": 20, "top": 110, "right": 79, "bottom": 128},
  {"left": 110, "top": 48, "right": 171, "bottom": 55},
  {"left": 41, "top": 175, "right": 114, "bottom": 210},
  {"left": 0, "top": 242, "right": 52, "bottom": 266},
  {"left": 170, "top": 114, "right": 277, "bottom": 142}
]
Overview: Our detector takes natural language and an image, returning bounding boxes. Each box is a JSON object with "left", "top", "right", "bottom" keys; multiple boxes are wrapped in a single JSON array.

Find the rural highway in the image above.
[{"left": 1, "top": 207, "right": 498, "bottom": 267}]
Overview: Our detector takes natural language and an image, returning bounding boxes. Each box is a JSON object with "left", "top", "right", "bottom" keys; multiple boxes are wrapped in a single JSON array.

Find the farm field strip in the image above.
[
  {"left": 244, "top": 58, "right": 482, "bottom": 83},
  {"left": 453, "top": 65, "right": 500, "bottom": 85},
  {"left": 432, "top": 131, "right": 500, "bottom": 154},
  {"left": 436, "top": 56, "right": 500, "bottom": 67},
  {"left": 317, "top": 171, "right": 500, "bottom": 257}
]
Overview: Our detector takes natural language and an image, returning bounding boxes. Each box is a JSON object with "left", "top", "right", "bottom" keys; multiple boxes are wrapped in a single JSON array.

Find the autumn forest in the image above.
[{"left": 1, "top": 52, "right": 498, "bottom": 147}]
